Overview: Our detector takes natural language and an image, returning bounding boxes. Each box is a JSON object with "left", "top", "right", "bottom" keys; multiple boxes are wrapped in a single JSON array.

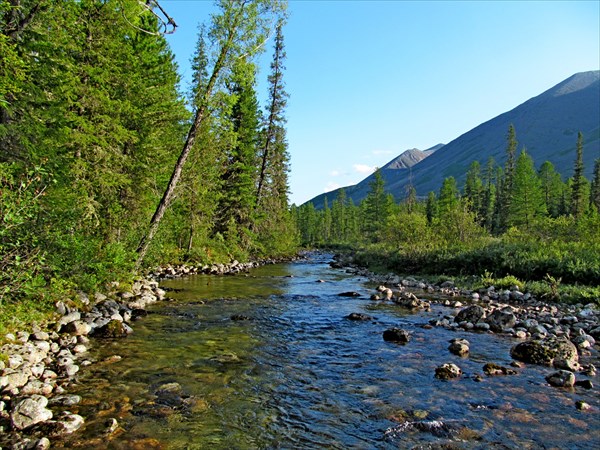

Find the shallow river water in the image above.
[{"left": 61, "top": 253, "right": 599, "bottom": 449}]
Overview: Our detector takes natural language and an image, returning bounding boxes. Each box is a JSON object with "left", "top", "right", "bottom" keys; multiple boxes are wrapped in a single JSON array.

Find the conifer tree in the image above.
[
  {"left": 508, "top": 150, "right": 546, "bottom": 229},
  {"left": 256, "top": 20, "right": 288, "bottom": 206},
  {"left": 464, "top": 160, "right": 483, "bottom": 221},
  {"left": 481, "top": 157, "right": 497, "bottom": 231},
  {"left": 438, "top": 176, "right": 459, "bottom": 218},
  {"left": 136, "top": 0, "right": 286, "bottom": 266},
  {"left": 538, "top": 161, "right": 564, "bottom": 217},
  {"left": 498, "top": 124, "right": 518, "bottom": 230},
  {"left": 216, "top": 57, "right": 261, "bottom": 238},
  {"left": 363, "top": 169, "right": 391, "bottom": 239},
  {"left": 425, "top": 191, "right": 437, "bottom": 225},
  {"left": 591, "top": 158, "right": 600, "bottom": 212},
  {"left": 570, "top": 132, "right": 587, "bottom": 218}
]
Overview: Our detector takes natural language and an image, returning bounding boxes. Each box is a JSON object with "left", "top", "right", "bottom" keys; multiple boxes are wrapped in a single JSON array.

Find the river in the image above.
[{"left": 59, "top": 253, "right": 599, "bottom": 449}]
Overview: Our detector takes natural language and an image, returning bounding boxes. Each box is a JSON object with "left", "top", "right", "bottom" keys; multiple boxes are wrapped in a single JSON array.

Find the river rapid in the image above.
[{"left": 59, "top": 253, "right": 599, "bottom": 449}]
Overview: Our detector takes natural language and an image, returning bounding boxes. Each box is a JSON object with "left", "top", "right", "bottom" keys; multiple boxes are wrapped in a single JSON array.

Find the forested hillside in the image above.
[
  {"left": 306, "top": 71, "right": 599, "bottom": 207},
  {"left": 295, "top": 125, "right": 600, "bottom": 302},
  {"left": 1, "top": 0, "right": 296, "bottom": 329}
]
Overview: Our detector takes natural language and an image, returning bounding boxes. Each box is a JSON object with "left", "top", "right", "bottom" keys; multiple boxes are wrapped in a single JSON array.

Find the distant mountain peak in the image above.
[
  {"left": 549, "top": 70, "right": 599, "bottom": 97},
  {"left": 305, "top": 71, "right": 599, "bottom": 209},
  {"left": 382, "top": 144, "right": 443, "bottom": 170}
]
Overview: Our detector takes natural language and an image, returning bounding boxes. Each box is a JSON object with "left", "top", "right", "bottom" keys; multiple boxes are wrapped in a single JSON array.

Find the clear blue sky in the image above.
[{"left": 163, "top": 0, "right": 600, "bottom": 205}]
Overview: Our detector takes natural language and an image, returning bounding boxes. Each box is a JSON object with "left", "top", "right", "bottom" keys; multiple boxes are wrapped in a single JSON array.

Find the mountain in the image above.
[
  {"left": 306, "top": 70, "right": 600, "bottom": 208},
  {"left": 307, "top": 144, "right": 442, "bottom": 209}
]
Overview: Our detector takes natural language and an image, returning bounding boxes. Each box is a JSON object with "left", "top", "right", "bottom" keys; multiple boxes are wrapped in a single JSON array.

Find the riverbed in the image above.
[{"left": 59, "top": 253, "right": 599, "bottom": 449}]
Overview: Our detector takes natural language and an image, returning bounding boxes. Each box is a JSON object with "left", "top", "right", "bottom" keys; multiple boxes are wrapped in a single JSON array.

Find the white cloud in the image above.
[
  {"left": 324, "top": 181, "right": 341, "bottom": 192},
  {"left": 330, "top": 169, "right": 340, "bottom": 176},
  {"left": 353, "top": 164, "right": 375, "bottom": 174}
]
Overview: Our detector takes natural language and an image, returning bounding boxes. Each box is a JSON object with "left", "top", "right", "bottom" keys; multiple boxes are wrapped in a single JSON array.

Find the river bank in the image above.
[
  {"left": 0, "top": 259, "right": 274, "bottom": 449},
  {"left": 1, "top": 252, "right": 598, "bottom": 448}
]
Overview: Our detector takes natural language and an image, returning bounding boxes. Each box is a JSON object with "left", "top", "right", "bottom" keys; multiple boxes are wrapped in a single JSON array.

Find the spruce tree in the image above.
[
  {"left": 425, "top": 191, "right": 438, "bottom": 225},
  {"left": 498, "top": 124, "right": 518, "bottom": 230},
  {"left": 363, "top": 169, "right": 390, "bottom": 239},
  {"left": 570, "top": 132, "right": 587, "bottom": 218},
  {"left": 508, "top": 150, "right": 546, "bottom": 229},
  {"left": 464, "top": 160, "right": 483, "bottom": 221},
  {"left": 136, "top": 0, "right": 286, "bottom": 266},
  {"left": 438, "top": 177, "right": 459, "bottom": 218},
  {"left": 538, "top": 161, "right": 564, "bottom": 218},
  {"left": 591, "top": 158, "right": 600, "bottom": 212}
]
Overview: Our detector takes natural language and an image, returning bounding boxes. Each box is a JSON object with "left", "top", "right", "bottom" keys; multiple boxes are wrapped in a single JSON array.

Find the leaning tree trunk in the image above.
[{"left": 135, "top": 9, "right": 243, "bottom": 269}]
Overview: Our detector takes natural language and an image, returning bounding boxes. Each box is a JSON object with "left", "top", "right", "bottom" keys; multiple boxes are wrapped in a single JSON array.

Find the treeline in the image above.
[
  {"left": 295, "top": 125, "right": 600, "bottom": 293},
  {"left": 1, "top": 0, "right": 296, "bottom": 314}
]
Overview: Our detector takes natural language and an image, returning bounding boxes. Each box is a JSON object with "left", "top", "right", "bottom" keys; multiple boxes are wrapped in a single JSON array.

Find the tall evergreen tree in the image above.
[
  {"left": 216, "top": 58, "right": 261, "bottom": 238},
  {"left": 538, "top": 161, "right": 564, "bottom": 217},
  {"left": 425, "top": 191, "right": 438, "bottom": 225},
  {"left": 591, "top": 158, "right": 600, "bottom": 212},
  {"left": 464, "top": 160, "right": 483, "bottom": 221},
  {"left": 256, "top": 20, "right": 288, "bottom": 206},
  {"left": 136, "top": 0, "right": 286, "bottom": 266},
  {"left": 363, "top": 169, "right": 391, "bottom": 239},
  {"left": 481, "top": 157, "right": 497, "bottom": 231},
  {"left": 570, "top": 132, "right": 587, "bottom": 218},
  {"left": 498, "top": 124, "right": 518, "bottom": 230},
  {"left": 508, "top": 150, "right": 546, "bottom": 229},
  {"left": 438, "top": 176, "right": 459, "bottom": 218}
]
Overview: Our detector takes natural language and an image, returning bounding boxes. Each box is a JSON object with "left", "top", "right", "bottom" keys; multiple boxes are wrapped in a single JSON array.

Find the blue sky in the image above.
[{"left": 163, "top": 0, "right": 600, "bottom": 205}]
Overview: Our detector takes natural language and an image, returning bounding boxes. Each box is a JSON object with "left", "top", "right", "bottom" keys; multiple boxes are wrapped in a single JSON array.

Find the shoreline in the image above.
[{"left": 1, "top": 252, "right": 597, "bottom": 448}]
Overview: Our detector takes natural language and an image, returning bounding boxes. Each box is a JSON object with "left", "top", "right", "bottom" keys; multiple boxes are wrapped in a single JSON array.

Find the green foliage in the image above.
[
  {"left": 0, "top": 162, "right": 47, "bottom": 304},
  {"left": 295, "top": 125, "right": 598, "bottom": 307},
  {"left": 1, "top": 1, "right": 297, "bottom": 333},
  {"left": 507, "top": 150, "right": 546, "bottom": 229}
]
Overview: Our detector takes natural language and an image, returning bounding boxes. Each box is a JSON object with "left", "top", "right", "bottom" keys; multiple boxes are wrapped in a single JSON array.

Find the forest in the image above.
[
  {"left": 1, "top": 0, "right": 599, "bottom": 336},
  {"left": 1, "top": 0, "right": 297, "bottom": 332},
  {"left": 294, "top": 125, "right": 600, "bottom": 303}
]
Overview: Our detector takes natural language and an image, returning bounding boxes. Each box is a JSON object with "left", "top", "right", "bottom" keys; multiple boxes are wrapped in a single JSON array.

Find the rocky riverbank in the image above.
[
  {"left": 0, "top": 259, "right": 265, "bottom": 450},
  {"left": 334, "top": 254, "right": 599, "bottom": 392}
]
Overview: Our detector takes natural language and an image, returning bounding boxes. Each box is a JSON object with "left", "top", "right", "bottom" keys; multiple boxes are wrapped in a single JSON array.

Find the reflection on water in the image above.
[{"left": 61, "top": 254, "right": 599, "bottom": 449}]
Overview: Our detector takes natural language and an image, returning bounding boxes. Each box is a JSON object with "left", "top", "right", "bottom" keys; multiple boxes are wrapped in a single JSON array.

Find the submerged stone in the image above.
[
  {"left": 383, "top": 328, "right": 410, "bottom": 343},
  {"left": 435, "top": 363, "right": 462, "bottom": 380}
]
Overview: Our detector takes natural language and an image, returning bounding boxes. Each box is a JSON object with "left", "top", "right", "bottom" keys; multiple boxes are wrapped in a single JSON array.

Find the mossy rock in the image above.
[
  {"left": 95, "top": 319, "right": 129, "bottom": 338},
  {"left": 510, "top": 337, "right": 578, "bottom": 367}
]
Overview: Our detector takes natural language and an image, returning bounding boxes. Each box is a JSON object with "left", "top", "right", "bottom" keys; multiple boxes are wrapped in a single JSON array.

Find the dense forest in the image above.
[
  {"left": 1, "top": 0, "right": 296, "bottom": 331},
  {"left": 295, "top": 125, "right": 600, "bottom": 302}
]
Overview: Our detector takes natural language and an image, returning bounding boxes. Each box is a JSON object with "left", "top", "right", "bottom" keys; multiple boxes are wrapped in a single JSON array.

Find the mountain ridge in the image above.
[{"left": 305, "top": 70, "right": 600, "bottom": 208}]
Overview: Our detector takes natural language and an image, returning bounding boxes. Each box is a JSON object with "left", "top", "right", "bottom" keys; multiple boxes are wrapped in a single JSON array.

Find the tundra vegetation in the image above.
[
  {"left": 294, "top": 126, "right": 600, "bottom": 304},
  {"left": 0, "top": 0, "right": 295, "bottom": 333}
]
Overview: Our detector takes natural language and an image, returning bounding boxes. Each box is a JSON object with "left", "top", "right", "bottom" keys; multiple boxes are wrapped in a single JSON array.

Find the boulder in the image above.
[
  {"left": 510, "top": 336, "right": 578, "bottom": 368},
  {"left": 383, "top": 328, "right": 410, "bottom": 343},
  {"left": 545, "top": 370, "right": 575, "bottom": 388},
  {"left": 92, "top": 319, "right": 132, "bottom": 338},
  {"left": 454, "top": 305, "right": 485, "bottom": 324},
  {"left": 61, "top": 320, "right": 92, "bottom": 336},
  {"left": 338, "top": 291, "right": 361, "bottom": 297},
  {"left": 483, "top": 363, "right": 517, "bottom": 376},
  {"left": 486, "top": 308, "right": 517, "bottom": 332},
  {"left": 11, "top": 395, "right": 53, "bottom": 430},
  {"left": 345, "top": 313, "right": 373, "bottom": 321},
  {"left": 448, "top": 338, "right": 469, "bottom": 356},
  {"left": 435, "top": 363, "right": 462, "bottom": 380}
]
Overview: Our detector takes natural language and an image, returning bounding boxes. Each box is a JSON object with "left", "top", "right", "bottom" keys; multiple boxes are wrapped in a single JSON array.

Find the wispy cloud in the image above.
[
  {"left": 330, "top": 169, "right": 340, "bottom": 177},
  {"left": 353, "top": 164, "right": 375, "bottom": 174},
  {"left": 324, "top": 181, "right": 341, "bottom": 192}
]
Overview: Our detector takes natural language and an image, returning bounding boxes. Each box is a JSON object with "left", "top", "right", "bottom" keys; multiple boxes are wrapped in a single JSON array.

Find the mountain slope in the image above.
[
  {"left": 308, "top": 144, "right": 442, "bottom": 208},
  {"left": 306, "top": 70, "right": 600, "bottom": 208}
]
